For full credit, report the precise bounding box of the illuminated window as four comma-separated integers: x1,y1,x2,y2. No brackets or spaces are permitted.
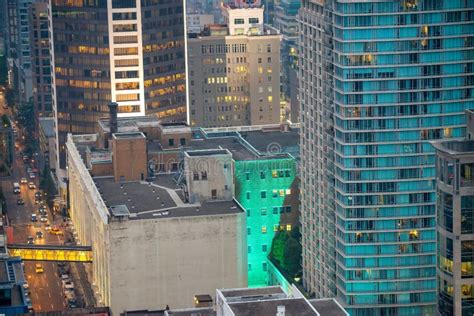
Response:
285,189,291,195
261,226,267,234
273,225,279,232
268,96,273,102
272,170,278,178
258,67,263,74
444,128,452,138
286,224,292,231
279,190,285,197
272,190,278,198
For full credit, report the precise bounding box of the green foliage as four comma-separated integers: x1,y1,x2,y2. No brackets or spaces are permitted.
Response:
1,115,9,128
5,88,14,108
40,165,56,208
0,55,7,85
17,99,37,155
269,226,302,278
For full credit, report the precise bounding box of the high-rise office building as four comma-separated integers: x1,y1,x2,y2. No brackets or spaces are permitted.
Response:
298,1,474,315
50,0,186,166
187,2,281,127
433,110,474,316
273,0,300,122
29,1,52,120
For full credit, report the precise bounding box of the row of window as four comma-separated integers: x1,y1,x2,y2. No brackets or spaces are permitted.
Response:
249,189,292,200
247,224,292,235
247,206,292,217
245,169,292,180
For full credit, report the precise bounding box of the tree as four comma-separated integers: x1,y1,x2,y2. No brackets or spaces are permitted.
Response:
269,226,302,278
40,165,56,208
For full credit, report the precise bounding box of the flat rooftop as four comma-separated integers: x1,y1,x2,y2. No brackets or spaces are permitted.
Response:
309,299,348,316
221,286,284,299
39,118,55,138
0,261,8,283
94,175,243,220
185,128,298,161
227,298,317,316
98,116,160,133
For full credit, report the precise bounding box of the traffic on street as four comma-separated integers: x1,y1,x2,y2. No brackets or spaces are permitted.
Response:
0,89,85,312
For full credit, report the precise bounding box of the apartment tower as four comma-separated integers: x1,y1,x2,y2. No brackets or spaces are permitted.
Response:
298,1,474,315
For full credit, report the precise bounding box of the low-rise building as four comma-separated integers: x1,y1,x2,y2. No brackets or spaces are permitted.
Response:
122,285,348,316
67,127,247,314
0,257,29,314
38,117,56,171
187,14,215,34
96,115,300,287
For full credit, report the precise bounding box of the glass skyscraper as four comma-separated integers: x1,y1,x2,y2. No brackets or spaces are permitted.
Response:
298,1,474,315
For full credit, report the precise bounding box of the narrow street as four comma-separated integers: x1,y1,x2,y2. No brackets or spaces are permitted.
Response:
0,89,70,311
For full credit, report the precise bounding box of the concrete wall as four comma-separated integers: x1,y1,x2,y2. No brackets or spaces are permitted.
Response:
111,134,147,182
108,212,247,314
185,152,234,203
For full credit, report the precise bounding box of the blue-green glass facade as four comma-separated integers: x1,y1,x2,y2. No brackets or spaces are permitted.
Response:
299,0,474,315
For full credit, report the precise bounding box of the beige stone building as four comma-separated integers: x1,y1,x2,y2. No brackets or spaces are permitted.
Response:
186,3,281,128
66,126,247,315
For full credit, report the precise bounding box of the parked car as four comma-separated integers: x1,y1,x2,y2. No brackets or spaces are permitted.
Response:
40,216,48,223
16,198,25,205
63,281,74,291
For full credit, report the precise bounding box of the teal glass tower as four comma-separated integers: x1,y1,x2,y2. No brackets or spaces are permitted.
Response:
298,1,474,315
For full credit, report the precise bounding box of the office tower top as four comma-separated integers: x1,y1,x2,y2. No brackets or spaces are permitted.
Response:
222,0,264,35
51,0,186,167
298,1,474,315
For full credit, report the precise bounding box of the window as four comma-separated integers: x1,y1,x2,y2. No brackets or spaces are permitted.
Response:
260,171,265,179
261,208,267,215
267,57,271,63
273,225,279,232
247,209,251,217
286,224,292,231
248,246,251,253
262,262,267,271
211,189,216,199
193,172,199,180
246,192,250,199
234,18,244,24
273,207,278,214
249,17,259,24
285,170,291,177
267,44,271,53
261,226,267,233
247,227,251,235
201,171,207,180
248,264,252,271
272,190,278,198
272,170,278,178
168,139,174,146
258,58,262,63
246,172,250,180
262,245,267,252
261,191,267,198
286,189,291,195
180,138,186,145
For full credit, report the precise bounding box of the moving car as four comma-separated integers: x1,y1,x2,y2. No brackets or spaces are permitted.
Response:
16,198,25,205
20,178,28,184
44,224,51,231
40,216,48,223
13,182,20,194
27,236,34,245
31,214,37,222
29,172,35,179
35,191,42,198
35,263,44,273
28,182,36,189
50,227,63,235
35,231,43,239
